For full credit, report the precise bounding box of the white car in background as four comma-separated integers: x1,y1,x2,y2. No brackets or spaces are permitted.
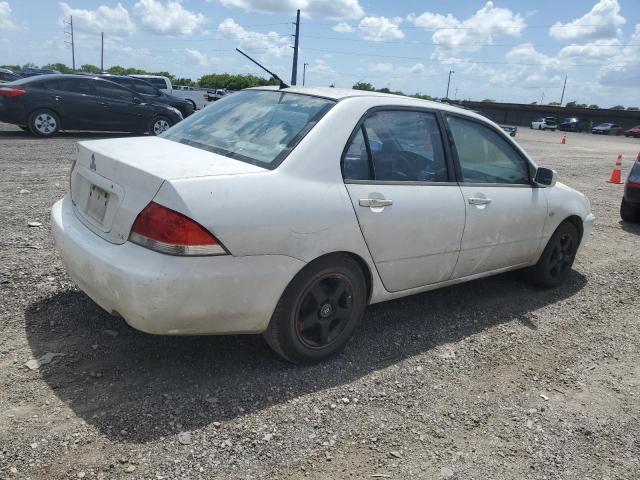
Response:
130,74,209,110
51,87,593,364
531,117,558,131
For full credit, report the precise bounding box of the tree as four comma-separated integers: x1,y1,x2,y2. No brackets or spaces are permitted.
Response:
610,105,625,110
412,93,433,100
481,98,496,103
1,64,21,72
588,104,599,109
199,73,277,90
352,81,374,91
627,106,639,111
42,62,73,73
79,64,101,73
548,101,560,106
173,77,195,87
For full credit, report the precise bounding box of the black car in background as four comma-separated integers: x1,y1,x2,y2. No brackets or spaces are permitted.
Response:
0,68,21,83
559,117,589,132
20,67,61,77
0,74,183,137
621,153,640,223
97,74,194,118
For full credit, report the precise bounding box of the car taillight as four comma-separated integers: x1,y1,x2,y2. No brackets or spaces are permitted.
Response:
0,87,26,97
129,202,227,256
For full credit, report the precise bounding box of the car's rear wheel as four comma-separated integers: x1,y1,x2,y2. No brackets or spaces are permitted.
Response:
186,99,196,110
148,116,171,136
621,197,640,223
28,109,60,137
263,254,367,365
523,222,579,288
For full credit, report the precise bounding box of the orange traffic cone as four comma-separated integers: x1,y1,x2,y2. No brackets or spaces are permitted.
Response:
560,133,567,144
607,154,623,184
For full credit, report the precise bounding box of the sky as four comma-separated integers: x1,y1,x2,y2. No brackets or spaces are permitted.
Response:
0,0,639,106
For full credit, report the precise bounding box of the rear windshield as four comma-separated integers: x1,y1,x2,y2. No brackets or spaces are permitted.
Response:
161,90,335,169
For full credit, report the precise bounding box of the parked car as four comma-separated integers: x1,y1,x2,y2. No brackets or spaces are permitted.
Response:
620,152,640,222
592,123,622,135
51,86,593,364
0,74,183,137
500,124,517,137
129,75,209,110
623,125,640,138
206,88,230,102
559,117,589,132
530,117,557,130
0,68,21,83
97,74,194,118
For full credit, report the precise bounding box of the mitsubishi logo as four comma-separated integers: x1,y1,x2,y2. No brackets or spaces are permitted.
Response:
90,154,96,171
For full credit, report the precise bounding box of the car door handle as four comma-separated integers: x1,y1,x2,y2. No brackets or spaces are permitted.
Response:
98,101,108,107
53,95,62,101
359,198,393,207
468,197,492,206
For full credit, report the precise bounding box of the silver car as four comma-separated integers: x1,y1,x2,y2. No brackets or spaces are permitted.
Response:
52,87,594,364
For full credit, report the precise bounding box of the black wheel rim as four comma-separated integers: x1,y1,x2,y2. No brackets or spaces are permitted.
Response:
295,274,354,349
548,233,575,278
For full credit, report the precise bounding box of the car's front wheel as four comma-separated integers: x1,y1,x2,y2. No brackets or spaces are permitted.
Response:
148,116,172,136
28,109,60,137
621,197,640,223
523,222,579,288
263,254,367,364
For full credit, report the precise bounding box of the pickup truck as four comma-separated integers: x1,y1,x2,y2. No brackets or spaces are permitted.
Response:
129,75,210,110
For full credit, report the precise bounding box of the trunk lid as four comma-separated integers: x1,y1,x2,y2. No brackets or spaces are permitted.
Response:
70,136,266,244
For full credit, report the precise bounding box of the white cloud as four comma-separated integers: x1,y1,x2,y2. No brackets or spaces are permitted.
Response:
217,18,289,56
332,22,353,33
0,1,16,30
184,48,218,67
487,43,564,90
218,0,363,20
133,0,206,35
558,38,622,61
358,16,404,42
408,1,525,54
405,62,425,75
549,0,625,42
599,23,640,87
368,62,393,73
307,58,335,76
59,2,135,35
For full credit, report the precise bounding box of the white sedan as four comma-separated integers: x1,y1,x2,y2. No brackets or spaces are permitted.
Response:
52,87,594,364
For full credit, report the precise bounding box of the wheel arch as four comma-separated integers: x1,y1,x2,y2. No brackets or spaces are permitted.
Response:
28,106,63,129
562,215,584,244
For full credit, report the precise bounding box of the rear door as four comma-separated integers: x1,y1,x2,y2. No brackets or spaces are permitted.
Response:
93,80,148,132
343,109,466,292
445,114,548,278
45,77,98,129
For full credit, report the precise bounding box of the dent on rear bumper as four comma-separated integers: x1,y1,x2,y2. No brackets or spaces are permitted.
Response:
51,196,304,335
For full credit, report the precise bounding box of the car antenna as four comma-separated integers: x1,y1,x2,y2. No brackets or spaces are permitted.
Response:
236,48,289,90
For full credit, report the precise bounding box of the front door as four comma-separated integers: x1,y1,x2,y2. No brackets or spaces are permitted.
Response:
343,109,466,292
445,114,548,278
93,80,146,132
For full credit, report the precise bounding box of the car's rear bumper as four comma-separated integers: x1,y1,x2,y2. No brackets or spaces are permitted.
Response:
51,195,305,335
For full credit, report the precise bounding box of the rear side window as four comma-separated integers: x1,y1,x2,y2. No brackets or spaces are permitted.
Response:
447,115,530,185
95,81,134,101
343,110,448,182
130,79,158,96
140,77,168,90
58,78,92,95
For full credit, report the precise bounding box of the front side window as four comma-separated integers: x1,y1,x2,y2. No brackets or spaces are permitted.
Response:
447,115,530,184
343,110,448,182
162,90,335,168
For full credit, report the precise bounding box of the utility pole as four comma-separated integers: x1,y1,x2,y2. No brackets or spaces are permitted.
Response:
291,9,300,85
445,70,454,99
303,62,308,86
101,32,104,72
559,74,567,106
540,91,545,105
64,15,75,71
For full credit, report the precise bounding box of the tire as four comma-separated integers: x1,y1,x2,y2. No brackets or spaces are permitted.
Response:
148,115,172,136
28,109,60,137
263,254,367,365
538,125,542,130
523,222,579,288
620,197,640,223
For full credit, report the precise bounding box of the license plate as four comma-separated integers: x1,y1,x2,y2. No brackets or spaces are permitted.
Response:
86,184,109,224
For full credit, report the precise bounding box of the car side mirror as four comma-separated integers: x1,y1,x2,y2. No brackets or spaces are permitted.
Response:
534,167,557,187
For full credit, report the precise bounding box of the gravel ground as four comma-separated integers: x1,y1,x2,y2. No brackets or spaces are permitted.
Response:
1,123,639,480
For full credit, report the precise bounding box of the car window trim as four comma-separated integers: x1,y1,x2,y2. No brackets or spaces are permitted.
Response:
340,105,456,185
442,111,537,187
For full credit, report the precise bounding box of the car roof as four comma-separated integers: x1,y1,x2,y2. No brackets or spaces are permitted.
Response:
249,85,477,117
